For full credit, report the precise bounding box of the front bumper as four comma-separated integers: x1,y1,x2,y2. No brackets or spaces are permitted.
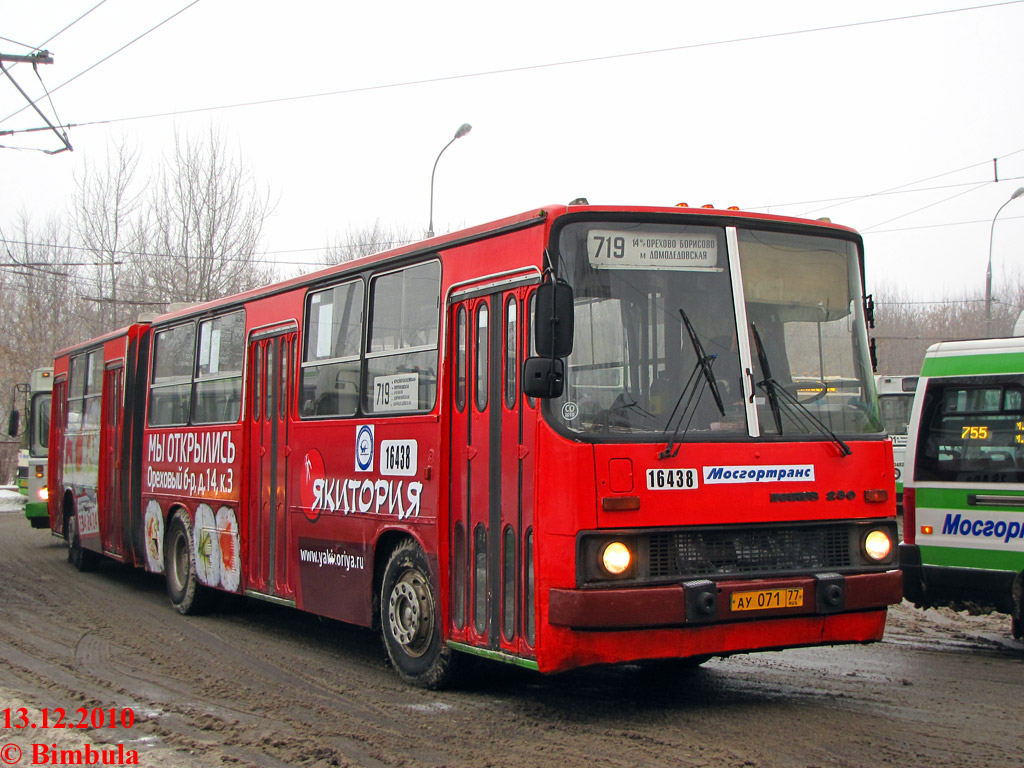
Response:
549,570,903,630
24,500,50,529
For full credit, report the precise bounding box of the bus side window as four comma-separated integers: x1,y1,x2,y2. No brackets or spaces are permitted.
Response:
525,292,537,409
475,303,489,412
149,322,196,427
280,336,290,420
67,354,85,431
364,261,441,414
253,346,262,422
82,351,103,430
505,296,517,409
193,310,245,424
301,280,364,418
455,306,467,412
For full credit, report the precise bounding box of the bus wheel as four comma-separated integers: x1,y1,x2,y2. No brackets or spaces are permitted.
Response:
1013,574,1023,640
164,513,207,615
380,540,458,689
638,655,712,678
66,512,96,572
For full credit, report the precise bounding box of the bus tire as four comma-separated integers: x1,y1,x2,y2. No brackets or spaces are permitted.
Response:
639,655,712,678
66,511,97,572
380,540,458,689
164,513,208,615
1012,573,1023,641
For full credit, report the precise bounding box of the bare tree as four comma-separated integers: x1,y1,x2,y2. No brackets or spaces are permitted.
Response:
0,212,85,407
140,127,276,304
73,136,145,334
318,219,417,268
872,278,1024,374
2,212,92,478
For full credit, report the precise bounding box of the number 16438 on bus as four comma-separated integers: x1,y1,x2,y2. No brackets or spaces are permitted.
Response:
646,468,698,490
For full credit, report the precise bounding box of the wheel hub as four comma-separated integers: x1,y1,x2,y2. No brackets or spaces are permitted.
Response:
388,571,432,656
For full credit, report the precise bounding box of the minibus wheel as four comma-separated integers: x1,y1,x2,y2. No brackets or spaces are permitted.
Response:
164,512,207,615
380,539,459,689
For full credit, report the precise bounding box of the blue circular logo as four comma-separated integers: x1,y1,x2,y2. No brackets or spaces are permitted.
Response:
356,425,374,471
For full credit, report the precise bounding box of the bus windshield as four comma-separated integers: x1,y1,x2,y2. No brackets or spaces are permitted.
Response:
550,220,882,440
30,393,51,456
914,375,1024,483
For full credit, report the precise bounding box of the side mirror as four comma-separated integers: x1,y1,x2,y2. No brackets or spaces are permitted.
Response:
7,410,19,437
522,357,564,399
534,281,574,358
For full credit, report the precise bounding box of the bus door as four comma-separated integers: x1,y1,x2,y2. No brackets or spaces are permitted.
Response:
247,327,297,602
449,286,535,656
100,364,125,557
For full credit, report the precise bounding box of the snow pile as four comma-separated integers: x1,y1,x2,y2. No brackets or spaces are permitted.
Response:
0,487,27,513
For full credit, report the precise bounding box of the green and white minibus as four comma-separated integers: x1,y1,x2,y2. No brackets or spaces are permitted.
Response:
876,374,918,511
901,338,1024,639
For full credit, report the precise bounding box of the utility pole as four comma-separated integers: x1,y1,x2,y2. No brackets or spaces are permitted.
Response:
0,52,54,65
0,50,72,153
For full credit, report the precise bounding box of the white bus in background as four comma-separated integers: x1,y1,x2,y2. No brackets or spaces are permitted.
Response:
876,375,919,511
6,368,54,528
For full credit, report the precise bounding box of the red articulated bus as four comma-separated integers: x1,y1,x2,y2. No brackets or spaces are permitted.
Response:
49,203,902,688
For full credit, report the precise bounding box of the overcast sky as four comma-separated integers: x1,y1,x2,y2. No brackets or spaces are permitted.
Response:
2,0,1023,304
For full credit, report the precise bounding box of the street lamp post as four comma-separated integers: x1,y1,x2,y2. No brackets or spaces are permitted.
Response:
985,186,1024,337
427,123,472,238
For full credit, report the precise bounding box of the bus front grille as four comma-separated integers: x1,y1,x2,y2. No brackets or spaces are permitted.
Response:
648,523,853,580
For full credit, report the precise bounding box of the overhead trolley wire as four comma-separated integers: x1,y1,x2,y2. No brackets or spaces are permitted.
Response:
6,0,1022,135
0,0,204,127
0,34,39,50
2,1,1022,267
860,182,993,232
0,0,111,149
0,0,112,151
742,147,1024,235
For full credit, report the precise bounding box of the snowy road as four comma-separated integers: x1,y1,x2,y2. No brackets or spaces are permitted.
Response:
0,506,1021,768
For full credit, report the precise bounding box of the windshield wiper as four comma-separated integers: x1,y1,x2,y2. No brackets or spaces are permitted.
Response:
658,364,708,458
750,322,852,457
681,309,726,417
659,309,726,459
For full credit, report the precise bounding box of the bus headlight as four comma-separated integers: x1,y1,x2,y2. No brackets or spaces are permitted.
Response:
600,541,632,576
37,487,48,502
863,529,892,561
